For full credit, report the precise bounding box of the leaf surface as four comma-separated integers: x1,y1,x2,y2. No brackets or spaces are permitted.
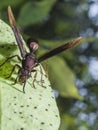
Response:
0,19,60,130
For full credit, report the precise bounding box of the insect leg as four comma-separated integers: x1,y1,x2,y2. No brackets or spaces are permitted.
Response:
6,64,21,79
31,64,46,88
11,75,18,85
33,63,46,77
0,55,21,67
23,81,27,93
8,65,21,87
31,68,46,89
32,70,37,88
39,65,46,88
45,60,48,78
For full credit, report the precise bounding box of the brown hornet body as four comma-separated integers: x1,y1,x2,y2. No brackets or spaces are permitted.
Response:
18,53,38,83
0,6,82,93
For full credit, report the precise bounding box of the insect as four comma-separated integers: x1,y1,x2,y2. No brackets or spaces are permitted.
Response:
0,6,82,93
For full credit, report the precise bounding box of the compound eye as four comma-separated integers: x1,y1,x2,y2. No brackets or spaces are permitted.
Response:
30,42,39,52
27,38,39,52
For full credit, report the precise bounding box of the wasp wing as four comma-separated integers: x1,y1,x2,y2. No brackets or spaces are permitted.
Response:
8,6,26,58
38,37,82,63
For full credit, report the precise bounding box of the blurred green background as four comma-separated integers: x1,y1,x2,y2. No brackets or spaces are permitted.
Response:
1,0,98,130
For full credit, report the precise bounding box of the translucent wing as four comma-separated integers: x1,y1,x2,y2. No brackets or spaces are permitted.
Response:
38,37,82,62
8,6,26,58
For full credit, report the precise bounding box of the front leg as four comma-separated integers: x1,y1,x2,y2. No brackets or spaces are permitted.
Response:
6,64,21,79
31,69,37,89
7,64,21,87
0,55,21,67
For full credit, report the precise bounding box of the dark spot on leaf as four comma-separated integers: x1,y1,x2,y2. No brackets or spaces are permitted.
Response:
14,103,16,105
6,29,9,31
9,118,11,120
45,109,48,111
20,105,24,107
48,104,50,106
13,96,16,99
21,116,24,118
30,115,33,117
27,105,29,107
29,97,32,99
34,106,37,109
21,128,24,130
49,123,53,126
51,96,54,99
19,112,22,114
55,115,58,117
41,122,45,125
14,111,17,113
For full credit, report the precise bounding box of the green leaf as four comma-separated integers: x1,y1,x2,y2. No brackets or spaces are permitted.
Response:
0,19,60,130
18,0,57,26
48,56,83,99
0,0,24,9
0,19,16,45
59,114,77,130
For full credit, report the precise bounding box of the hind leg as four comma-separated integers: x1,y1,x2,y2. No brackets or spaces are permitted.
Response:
44,60,48,78
39,65,46,88
31,69,37,88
